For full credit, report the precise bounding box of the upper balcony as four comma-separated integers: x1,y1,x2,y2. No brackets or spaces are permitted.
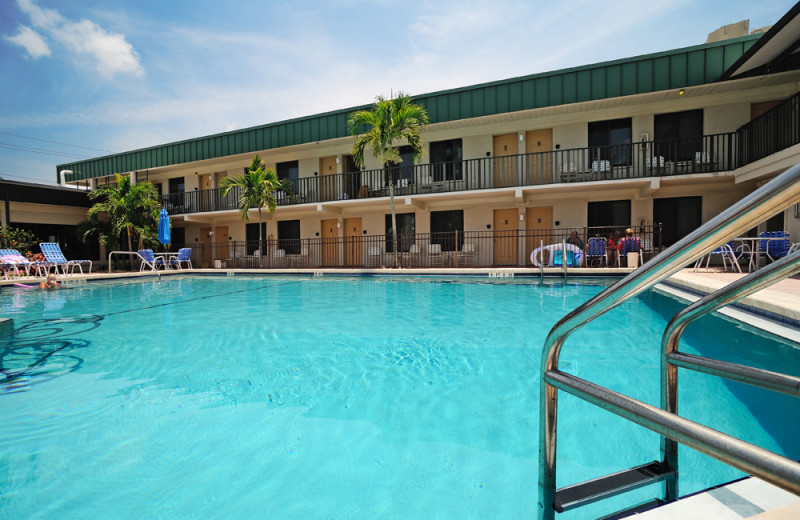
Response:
158,133,738,215
156,89,800,215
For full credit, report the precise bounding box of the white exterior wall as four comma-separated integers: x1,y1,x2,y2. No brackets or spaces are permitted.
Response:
11,202,87,226
705,103,751,134
553,123,586,151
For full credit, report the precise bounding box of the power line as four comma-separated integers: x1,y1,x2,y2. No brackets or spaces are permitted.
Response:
0,142,91,159
0,172,61,185
0,131,112,154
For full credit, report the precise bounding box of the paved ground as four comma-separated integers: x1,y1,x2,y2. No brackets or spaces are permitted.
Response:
668,268,800,323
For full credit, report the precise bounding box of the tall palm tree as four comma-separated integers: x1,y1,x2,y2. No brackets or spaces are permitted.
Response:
88,173,160,252
220,154,291,258
348,92,429,267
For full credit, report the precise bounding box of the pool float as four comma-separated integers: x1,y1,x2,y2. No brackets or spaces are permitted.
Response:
13,283,34,289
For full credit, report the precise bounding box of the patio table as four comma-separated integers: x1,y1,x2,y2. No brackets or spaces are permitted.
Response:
732,237,785,272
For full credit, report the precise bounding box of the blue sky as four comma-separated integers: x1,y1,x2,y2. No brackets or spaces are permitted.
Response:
0,0,796,186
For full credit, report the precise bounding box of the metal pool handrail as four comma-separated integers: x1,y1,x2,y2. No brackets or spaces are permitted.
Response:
538,162,800,519
660,249,800,501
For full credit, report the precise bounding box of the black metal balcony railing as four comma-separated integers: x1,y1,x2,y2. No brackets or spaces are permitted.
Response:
737,91,800,166
136,225,662,270
157,134,740,214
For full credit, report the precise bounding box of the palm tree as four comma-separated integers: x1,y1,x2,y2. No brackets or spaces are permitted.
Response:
220,154,291,259
77,214,120,252
348,92,429,267
88,173,160,252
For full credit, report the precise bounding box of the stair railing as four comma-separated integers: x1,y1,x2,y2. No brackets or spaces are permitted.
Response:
538,162,800,519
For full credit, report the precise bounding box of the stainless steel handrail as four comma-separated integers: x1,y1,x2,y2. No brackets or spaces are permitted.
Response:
661,250,800,499
538,162,800,519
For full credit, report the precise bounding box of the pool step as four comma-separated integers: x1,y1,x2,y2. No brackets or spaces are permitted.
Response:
554,460,675,513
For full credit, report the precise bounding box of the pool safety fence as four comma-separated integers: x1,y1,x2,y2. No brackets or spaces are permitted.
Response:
153,225,663,270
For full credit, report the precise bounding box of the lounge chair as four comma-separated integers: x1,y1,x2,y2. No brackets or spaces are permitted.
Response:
758,231,791,262
586,237,607,267
458,242,477,266
168,248,193,269
272,248,286,267
693,242,741,272
407,243,421,266
0,249,47,277
427,243,443,266
138,249,166,271
617,237,641,267
367,245,384,267
39,242,92,275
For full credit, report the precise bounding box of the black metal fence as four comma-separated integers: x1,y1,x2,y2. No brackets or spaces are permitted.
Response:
157,134,738,215
137,225,661,270
737,91,800,166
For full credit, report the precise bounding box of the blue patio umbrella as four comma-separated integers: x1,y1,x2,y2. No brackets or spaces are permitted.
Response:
158,208,171,246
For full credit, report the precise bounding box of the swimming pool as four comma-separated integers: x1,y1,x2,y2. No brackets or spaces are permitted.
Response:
1,275,798,519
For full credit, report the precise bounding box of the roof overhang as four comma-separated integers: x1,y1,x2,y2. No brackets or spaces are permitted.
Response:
721,2,800,80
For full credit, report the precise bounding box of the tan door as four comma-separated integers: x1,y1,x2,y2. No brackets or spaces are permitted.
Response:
215,226,229,263
214,172,229,210
343,217,363,266
199,174,212,190
493,208,519,265
321,219,339,266
526,206,554,265
200,226,212,267
320,156,338,201
214,172,227,188
493,133,519,187
526,129,553,185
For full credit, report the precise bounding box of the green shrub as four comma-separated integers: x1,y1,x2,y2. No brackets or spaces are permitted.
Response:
0,226,40,256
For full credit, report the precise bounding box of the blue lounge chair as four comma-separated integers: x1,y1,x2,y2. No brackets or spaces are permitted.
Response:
168,248,193,269
693,241,741,272
617,237,641,267
138,249,166,271
586,237,607,267
39,242,92,275
758,231,791,262
0,249,47,277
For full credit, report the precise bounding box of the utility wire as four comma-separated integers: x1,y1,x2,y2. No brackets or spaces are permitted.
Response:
0,131,112,154
0,142,91,159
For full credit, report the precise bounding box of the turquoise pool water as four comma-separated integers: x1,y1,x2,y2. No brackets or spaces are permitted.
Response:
0,275,798,519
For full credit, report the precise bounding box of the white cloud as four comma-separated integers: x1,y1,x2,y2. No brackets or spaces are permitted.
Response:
4,25,51,59
12,0,143,78
54,19,143,78
17,0,64,31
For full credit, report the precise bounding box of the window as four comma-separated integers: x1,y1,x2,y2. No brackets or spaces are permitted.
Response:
168,177,184,193
276,161,299,181
654,110,703,161
386,146,415,185
430,210,464,252
385,213,416,252
277,219,301,255
589,118,632,166
246,223,266,255
588,200,631,236
167,177,185,208
170,227,185,250
15,223,99,260
654,196,701,247
430,139,463,181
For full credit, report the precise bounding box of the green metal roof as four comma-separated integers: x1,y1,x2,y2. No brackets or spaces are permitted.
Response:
57,34,762,183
